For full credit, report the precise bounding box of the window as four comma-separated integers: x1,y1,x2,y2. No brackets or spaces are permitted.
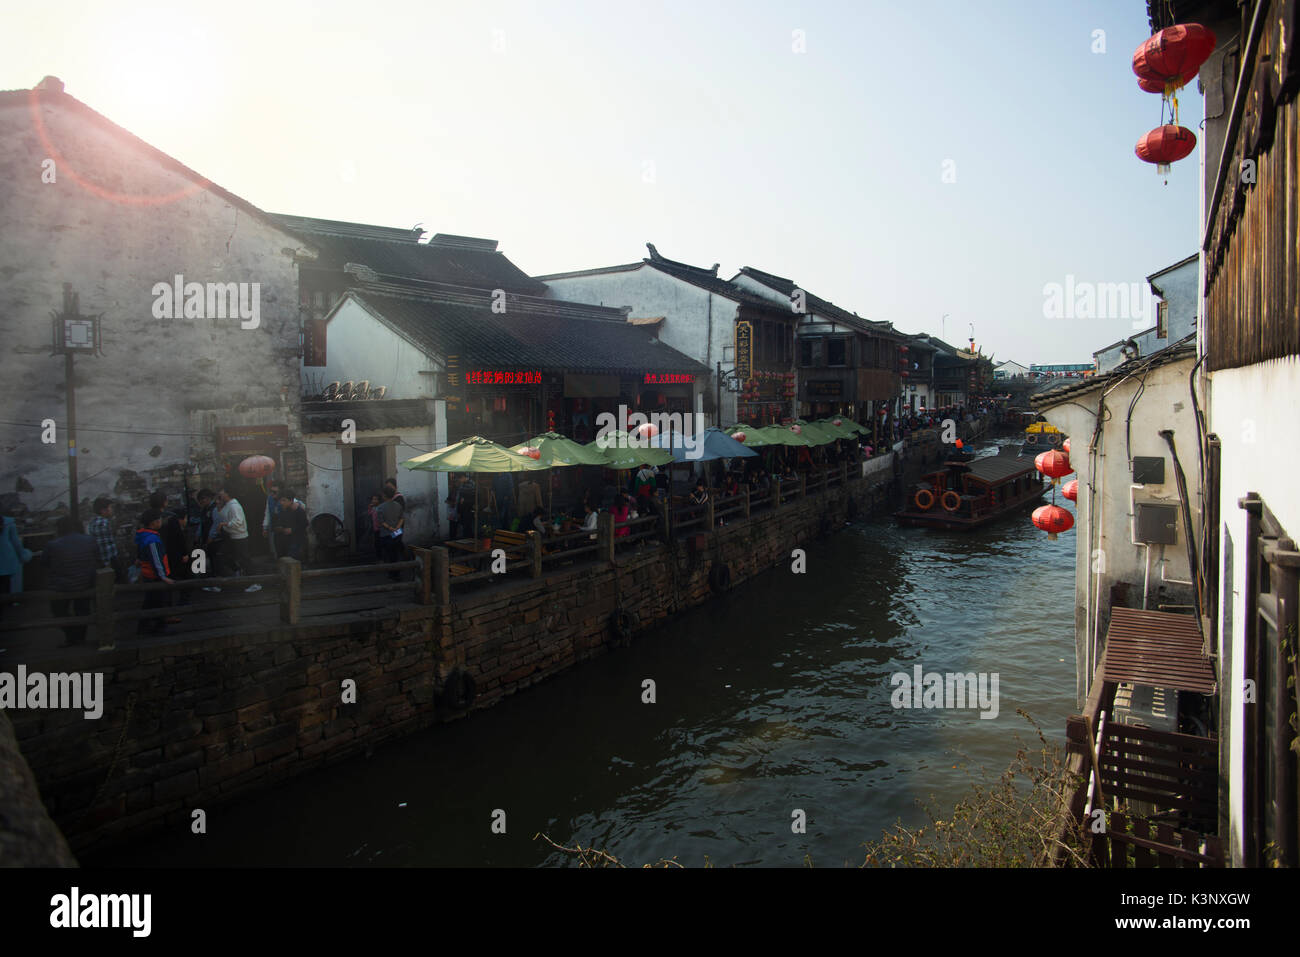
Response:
826,338,847,367
800,338,815,367
303,318,327,367
1157,300,1169,339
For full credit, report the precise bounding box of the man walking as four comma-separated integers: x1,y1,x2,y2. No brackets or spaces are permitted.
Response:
88,496,123,582
261,479,283,559
272,489,309,561
44,517,98,646
213,489,260,593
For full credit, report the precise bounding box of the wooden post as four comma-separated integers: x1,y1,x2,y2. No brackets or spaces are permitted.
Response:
799,473,807,498
742,486,750,518
529,531,542,578
411,546,433,604
431,546,450,605
655,499,670,540
94,566,115,651
279,556,301,624
771,479,781,510
705,495,715,529
598,512,615,562
841,461,849,486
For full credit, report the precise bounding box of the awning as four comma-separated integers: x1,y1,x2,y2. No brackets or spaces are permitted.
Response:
1099,607,1216,695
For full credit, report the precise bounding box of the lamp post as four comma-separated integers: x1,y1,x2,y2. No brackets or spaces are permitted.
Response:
49,283,102,525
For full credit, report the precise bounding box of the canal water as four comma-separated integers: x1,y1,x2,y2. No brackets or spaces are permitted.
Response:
96,437,1077,868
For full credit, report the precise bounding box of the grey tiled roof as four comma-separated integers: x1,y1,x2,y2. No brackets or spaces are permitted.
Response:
350,291,708,374
274,214,548,294
735,266,900,336
301,398,435,434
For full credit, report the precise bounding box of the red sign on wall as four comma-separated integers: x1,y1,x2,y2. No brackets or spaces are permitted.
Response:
643,373,695,384
467,370,541,385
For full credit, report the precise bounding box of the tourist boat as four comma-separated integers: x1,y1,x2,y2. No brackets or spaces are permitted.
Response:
896,448,1047,530
1021,419,1066,455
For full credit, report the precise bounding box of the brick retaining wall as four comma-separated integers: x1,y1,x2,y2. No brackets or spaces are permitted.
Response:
7,465,895,856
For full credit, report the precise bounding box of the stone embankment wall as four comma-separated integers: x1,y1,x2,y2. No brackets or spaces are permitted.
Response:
9,462,898,855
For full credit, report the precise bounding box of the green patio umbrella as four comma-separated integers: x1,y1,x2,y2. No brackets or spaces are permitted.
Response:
792,420,839,446
835,417,871,436
814,418,859,440
760,424,814,447
725,425,777,448
587,430,675,470
510,431,608,518
403,435,549,541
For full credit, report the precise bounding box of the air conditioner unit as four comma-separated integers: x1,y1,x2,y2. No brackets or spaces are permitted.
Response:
1110,682,1179,818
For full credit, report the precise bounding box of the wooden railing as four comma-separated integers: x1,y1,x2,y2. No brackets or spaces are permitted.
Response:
0,557,424,647
1060,674,1223,868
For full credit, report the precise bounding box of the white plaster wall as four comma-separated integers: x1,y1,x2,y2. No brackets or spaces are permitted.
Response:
303,420,444,545
1043,356,1202,705
310,297,441,400
0,93,307,510
1209,355,1300,865
543,266,740,424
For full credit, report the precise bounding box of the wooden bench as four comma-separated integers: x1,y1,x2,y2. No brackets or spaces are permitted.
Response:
492,529,532,561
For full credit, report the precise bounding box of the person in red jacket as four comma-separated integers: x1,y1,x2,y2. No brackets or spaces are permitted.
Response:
135,509,174,636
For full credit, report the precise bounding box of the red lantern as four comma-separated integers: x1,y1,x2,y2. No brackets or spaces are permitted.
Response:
1136,126,1197,166
789,424,802,434
522,446,541,460
733,431,746,444
1062,438,1071,456
1034,450,1073,483
238,454,276,479
1132,24,1216,93
633,422,659,441
1063,479,1079,502
832,418,842,427
1032,504,1074,540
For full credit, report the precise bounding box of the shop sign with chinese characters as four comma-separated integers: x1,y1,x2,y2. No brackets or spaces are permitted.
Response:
643,373,695,385
466,370,542,385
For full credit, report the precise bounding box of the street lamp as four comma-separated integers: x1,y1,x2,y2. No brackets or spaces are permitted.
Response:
49,283,103,524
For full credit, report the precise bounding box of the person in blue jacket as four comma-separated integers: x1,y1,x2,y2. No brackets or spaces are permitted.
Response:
135,509,174,636
0,514,33,622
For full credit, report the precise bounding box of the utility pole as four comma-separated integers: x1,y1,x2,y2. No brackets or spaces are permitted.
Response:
50,283,102,526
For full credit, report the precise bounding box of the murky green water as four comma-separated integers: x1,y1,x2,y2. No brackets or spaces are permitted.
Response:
95,439,1076,867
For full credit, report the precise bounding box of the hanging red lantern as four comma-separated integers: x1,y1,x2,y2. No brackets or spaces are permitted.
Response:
733,431,747,444
1035,450,1073,483
789,424,802,435
633,422,659,441
832,418,843,427
1032,504,1074,540
1062,438,1071,456
1136,125,1197,167
238,454,276,479
522,446,541,460
1063,479,1079,502
1132,24,1216,93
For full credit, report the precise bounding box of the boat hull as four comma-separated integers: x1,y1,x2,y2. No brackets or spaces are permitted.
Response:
895,488,1047,530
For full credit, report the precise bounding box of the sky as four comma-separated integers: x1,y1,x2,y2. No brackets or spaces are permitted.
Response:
3,0,1204,365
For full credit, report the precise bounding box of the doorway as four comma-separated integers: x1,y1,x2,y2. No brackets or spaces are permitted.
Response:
351,446,387,552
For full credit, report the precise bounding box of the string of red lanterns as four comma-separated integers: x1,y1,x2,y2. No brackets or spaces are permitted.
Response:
1130,23,1216,179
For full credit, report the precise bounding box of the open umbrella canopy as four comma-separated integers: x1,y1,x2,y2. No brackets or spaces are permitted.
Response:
725,425,778,448
754,425,812,447
402,435,551,473
510,432,608,467
587,430,675,469
836,417,871,436
649,427,758,462
791,420,840,446
813,419,857,440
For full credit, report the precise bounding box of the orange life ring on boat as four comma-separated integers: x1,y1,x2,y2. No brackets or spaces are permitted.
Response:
1047,433,1061,447
941,491,961,512
914,489,935,511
